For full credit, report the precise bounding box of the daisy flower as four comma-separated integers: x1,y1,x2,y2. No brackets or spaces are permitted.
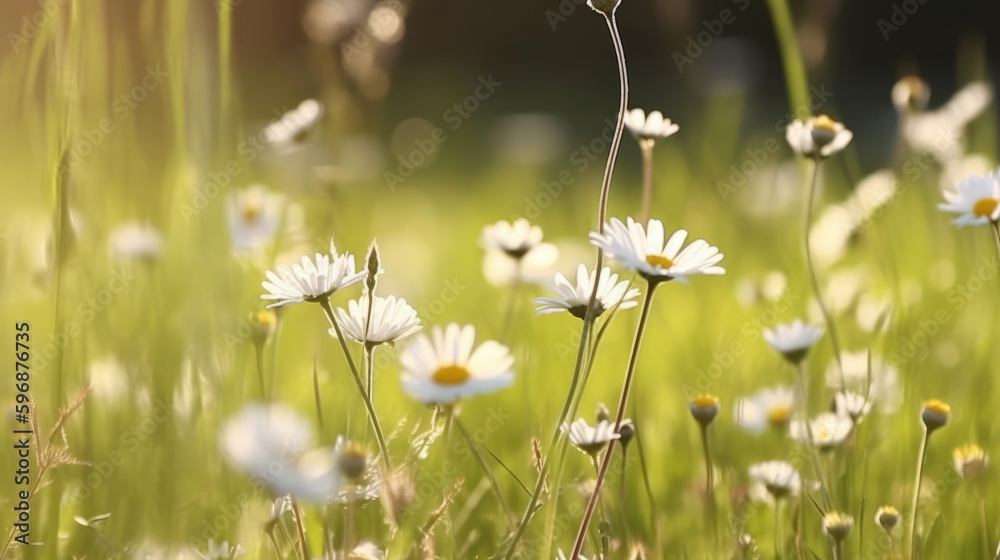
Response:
953,444,989,480
749,460,801,499
218,404,342,503
534,264,640,319
588,218,725,284
329,295,421,346
689,394,721,426
260,239,365,308
762,320,823,363
482,219,544,258
921,399,951,432
821,511,854,542
938,170,1000,226
789,412,854,452
833,390,873,422
786,115,853,158
734,386,796,433
825,351,901,413
481,219,560,287
399,323,514,405
874,506,900,532
264,99,324,150
562,418,621,456
624,108,679,146
109,222,163,261
228,185,283,253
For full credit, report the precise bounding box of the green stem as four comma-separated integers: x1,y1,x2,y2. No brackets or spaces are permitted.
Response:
318,298,391,470
639,142,655,224
292,501,309,560
570,281,659,559
775,499,784,560
795,361,834,511
455,416,518,531
255,343,267,399
908,428,930,559
805,158,846,392
765,0,810,116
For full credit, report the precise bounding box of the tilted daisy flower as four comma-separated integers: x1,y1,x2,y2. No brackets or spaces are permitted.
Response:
261,239,365,308
786,115,853,158
218,404,342,503
953,443,989,480
825,351,902,414
330,295,421,346
938,170,1000,226
821,511,855,542
399,323,514,405
109,222,163,261
749,460,801,499
789,412,854,452
624,108,679,146
228,184,283,253
534,264,640,319
482,218,544,258
264,98,324,150
874,505,900,532
762,320,823,364
481,219,560,287
734,386,796,433
588,218,725,284
562,418,621,456
833,390,873,422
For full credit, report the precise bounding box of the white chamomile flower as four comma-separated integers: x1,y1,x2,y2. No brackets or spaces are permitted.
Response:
588,218,725,284
534,264,640,319
561,418,621,456
938,170,1000,226
749,460,801,499
789,412,854,452
833,390,873,422
762,320,823,363
624,108,679,146
329,295,421,346
399,323,514,405
825,351,901,414
109,222,163,261
261,239,365,308
786,115,853,158
218,404,342,503
228,185,283,253
953,444,989,480
265,99,324,150
821,512,854,542
481,219,544,257
735,386,796,433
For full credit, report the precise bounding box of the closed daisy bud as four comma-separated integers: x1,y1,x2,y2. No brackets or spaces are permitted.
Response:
821,511,854,542
953,444,989,480
336,437,369,481
689,394,720,426
874,505,900,531
618,419,635,447
365,238,382,293
586,0,620,16
920,399,950,432
249,309,277,345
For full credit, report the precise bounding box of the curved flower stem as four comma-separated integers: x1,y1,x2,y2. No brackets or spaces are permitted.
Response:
292,501,309,560
318,298,391,470
805,158,846,392
592,455,610,558
908,427,930,558
990,222,1000,291
570,281,659,559
455,415,518,531
639,142,655,224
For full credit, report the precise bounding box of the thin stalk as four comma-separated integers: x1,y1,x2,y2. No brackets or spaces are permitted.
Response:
569,281,659,559
255,343,267,398
979,488,990,560
990,222,1000,290
455,416,517,531
764,0,810,116
592,455,610,558
795,361,834,510
805,158,846,391
700,423,718,547
639,142,655,224
318,298,390,469
633,408,661,559
500,261,521,342
312,357,324,432
908,428,930,559
292,501,309,560
775,499,784,560
363,343,375,442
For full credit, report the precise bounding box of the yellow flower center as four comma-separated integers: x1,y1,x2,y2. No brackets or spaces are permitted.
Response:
252,310,277,326
813,114,838,131
692,394,719,408
923,399,950,416
432,365,471,385
768,405,791,425
973,197,998,218
645,254,675,269
243,203,262,223
879,506,899,516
